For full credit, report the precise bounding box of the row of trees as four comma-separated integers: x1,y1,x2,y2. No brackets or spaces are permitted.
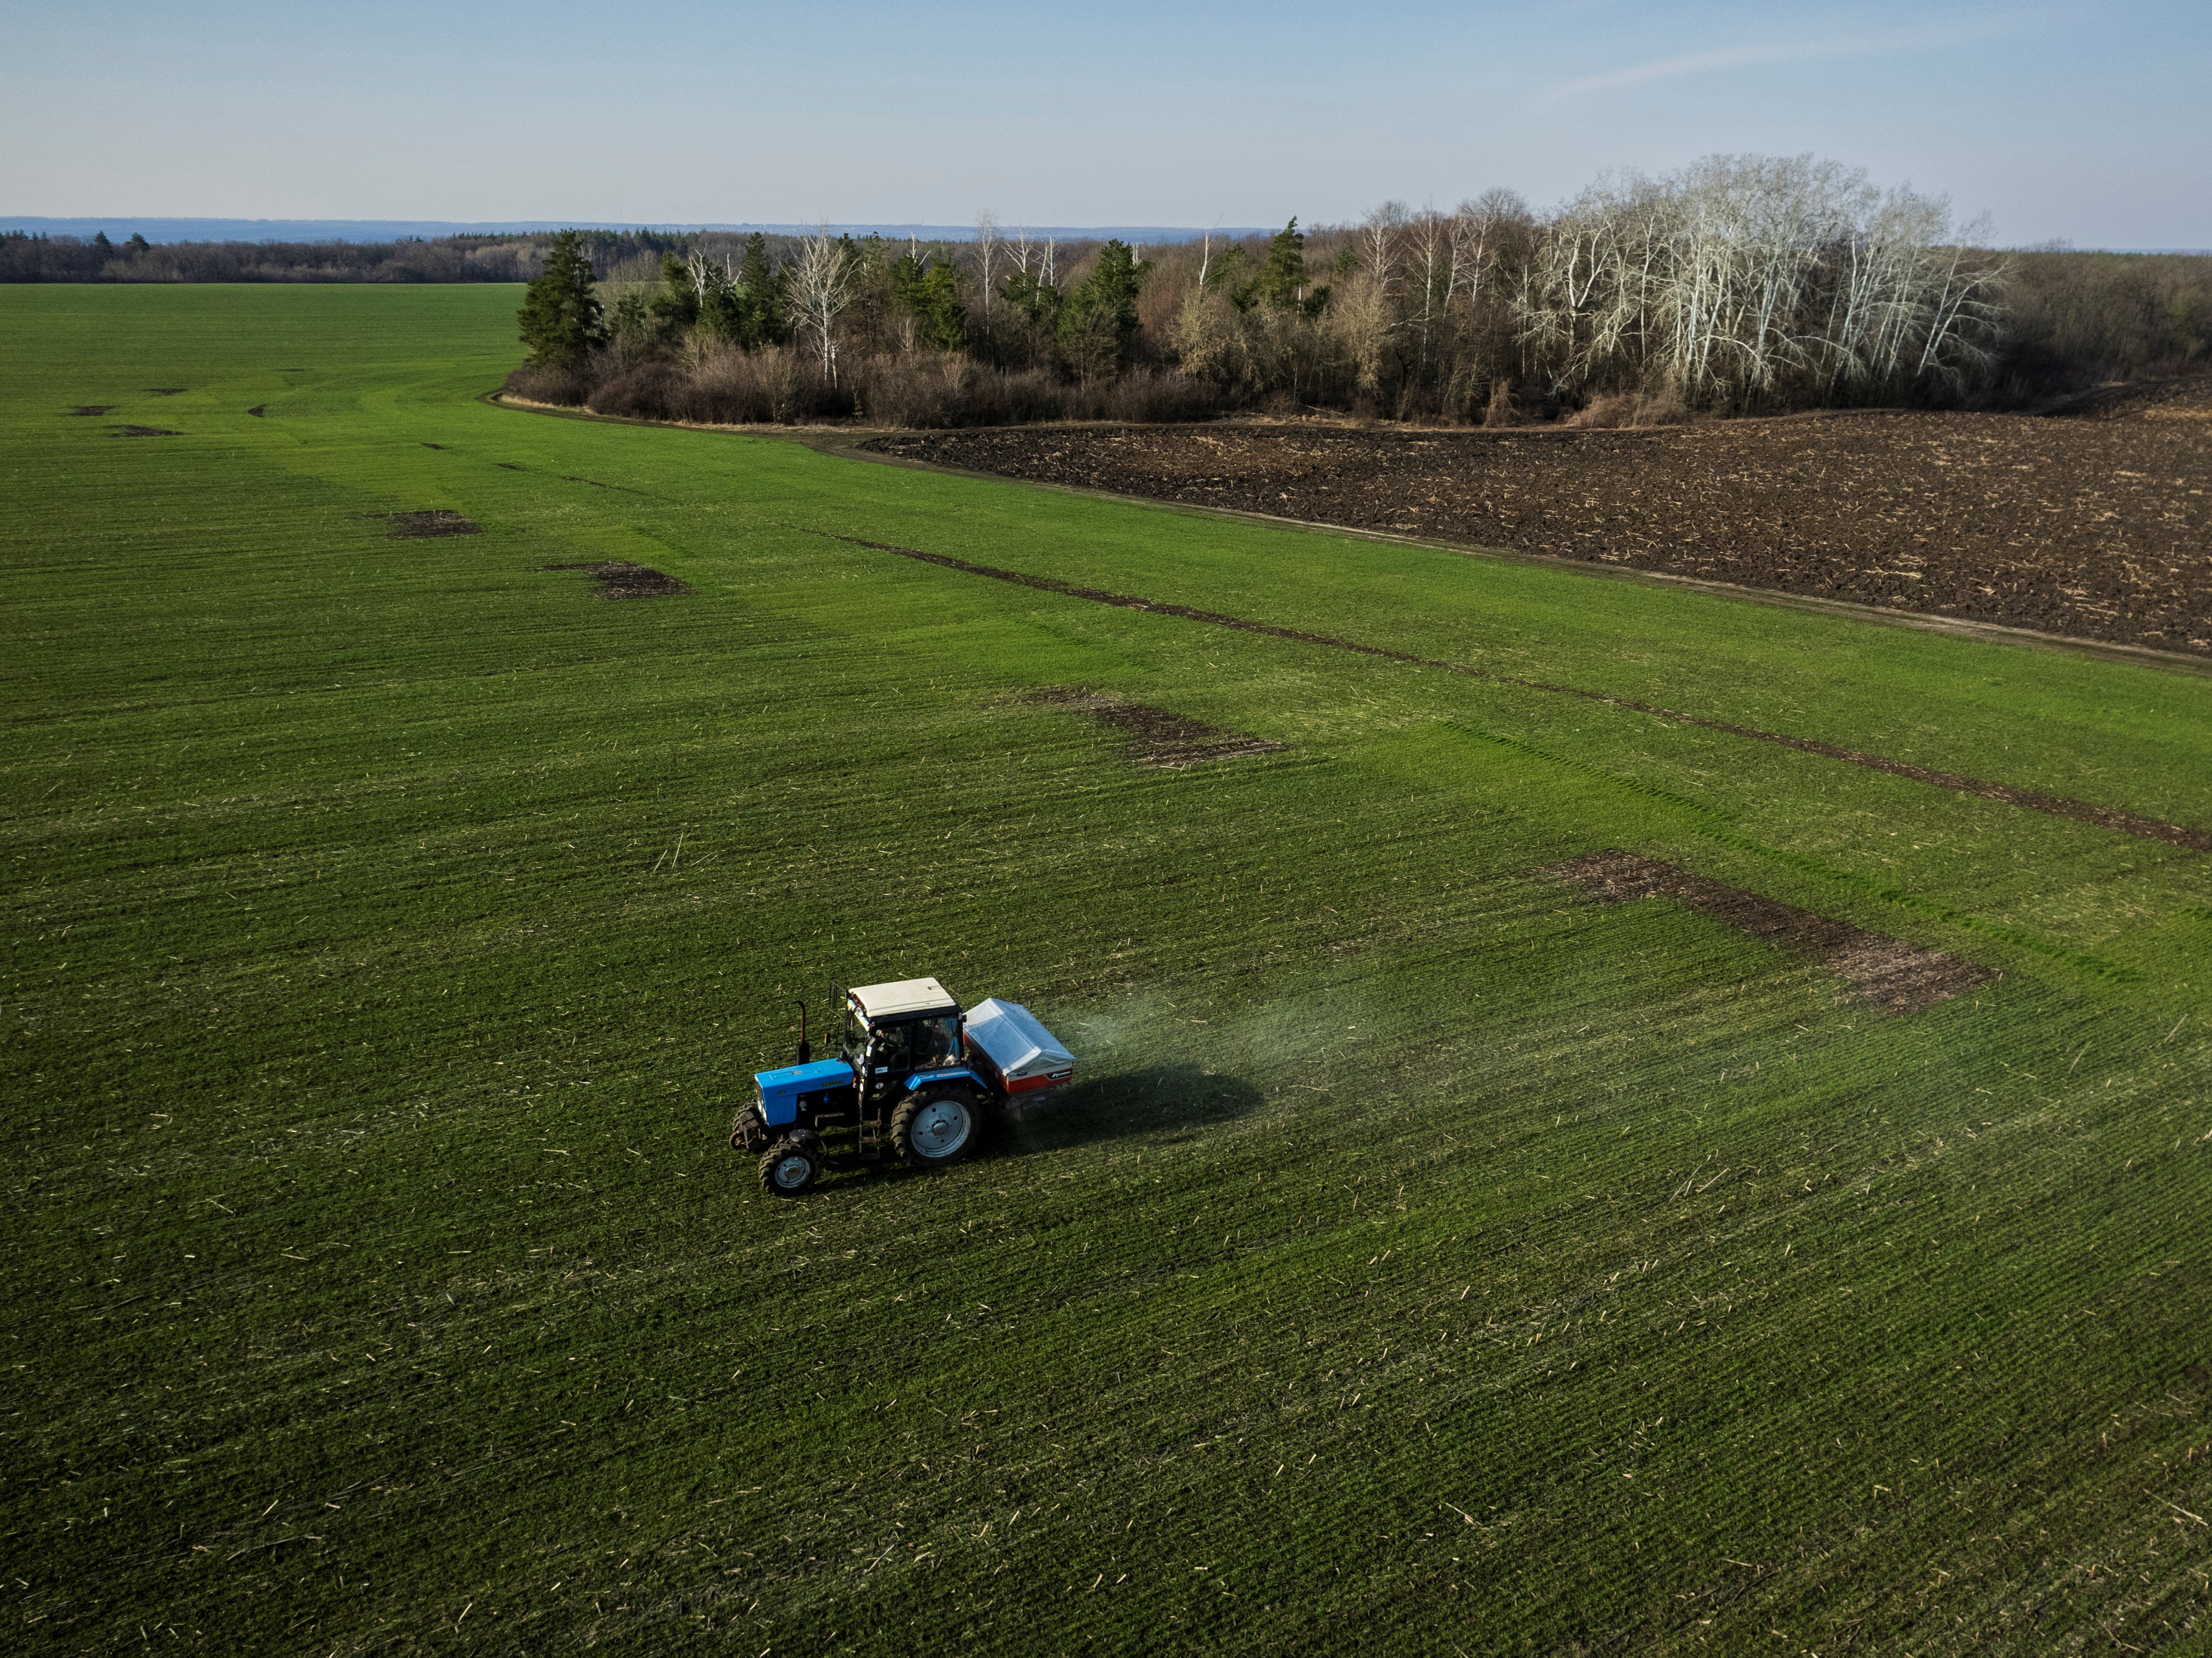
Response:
507,157,2211,426
0,229,546,283
521,226,1154,381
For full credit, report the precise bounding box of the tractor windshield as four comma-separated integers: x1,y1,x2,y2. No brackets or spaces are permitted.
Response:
842,1004,868,1063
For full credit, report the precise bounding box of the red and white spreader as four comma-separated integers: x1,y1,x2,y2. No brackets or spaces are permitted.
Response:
735,978,1076,1196
959,997,1077,1101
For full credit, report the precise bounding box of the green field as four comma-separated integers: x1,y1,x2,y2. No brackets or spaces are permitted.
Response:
5,284,2209,1654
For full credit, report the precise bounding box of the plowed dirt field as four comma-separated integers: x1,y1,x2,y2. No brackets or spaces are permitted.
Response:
866,377,2212,656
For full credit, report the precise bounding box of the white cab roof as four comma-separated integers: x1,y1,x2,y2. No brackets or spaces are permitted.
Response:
849,977,958,1019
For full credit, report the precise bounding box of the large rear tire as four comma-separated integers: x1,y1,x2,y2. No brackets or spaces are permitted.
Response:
758,1137,821,1197
890,1089,980,1168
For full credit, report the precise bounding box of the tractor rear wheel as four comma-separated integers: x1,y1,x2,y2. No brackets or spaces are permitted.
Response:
890,1089,980,1168
758,1137,821,1197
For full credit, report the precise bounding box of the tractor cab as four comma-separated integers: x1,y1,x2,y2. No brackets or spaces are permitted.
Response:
841,977,965,1105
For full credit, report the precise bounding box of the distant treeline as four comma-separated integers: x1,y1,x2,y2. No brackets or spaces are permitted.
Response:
0,226,859,285
0,228,659,284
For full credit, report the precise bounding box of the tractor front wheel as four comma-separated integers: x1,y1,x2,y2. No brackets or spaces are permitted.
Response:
729,1110,769,1154
758,1137,822,1197
890,1089,980,1168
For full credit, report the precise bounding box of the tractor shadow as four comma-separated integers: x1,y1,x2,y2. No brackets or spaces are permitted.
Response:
990,1063,1263,1159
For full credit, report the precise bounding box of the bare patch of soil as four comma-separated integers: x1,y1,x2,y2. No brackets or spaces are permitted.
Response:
817,531,2212,853
421,442,447,450
65,405,117,416
497,462,525,471
247,405,267,418
1027,686,1284,768
144,387,186,395
865,390,2212,655
375,509,481,539
108,425,178,437
542,560,689,599
1551,849,1996,1013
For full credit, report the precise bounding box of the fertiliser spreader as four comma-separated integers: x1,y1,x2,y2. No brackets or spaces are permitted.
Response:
732,977,1074,1196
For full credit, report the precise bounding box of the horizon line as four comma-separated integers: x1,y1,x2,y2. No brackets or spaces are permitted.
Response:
2,216,1284,248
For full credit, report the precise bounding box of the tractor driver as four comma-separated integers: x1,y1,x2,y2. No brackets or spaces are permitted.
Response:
912,1013,958,1068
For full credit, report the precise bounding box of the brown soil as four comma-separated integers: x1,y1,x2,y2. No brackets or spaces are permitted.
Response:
421,442,447,450
247,405,267,418
66,405,117,416
375,509,481,539
145,387,186,395
1027,686,1284,768
542,560,689,599
863,384,2212,655
2053,377,2212,423
1551,849,1996,1013
108,425,178,437
817,531,2212,853
497,462,525,471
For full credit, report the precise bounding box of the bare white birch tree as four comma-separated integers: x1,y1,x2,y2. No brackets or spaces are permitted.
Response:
787,224,857,380
1360,200,1409,286
974,211,1001,317
1407,207,1449,373
1508,156,2006,409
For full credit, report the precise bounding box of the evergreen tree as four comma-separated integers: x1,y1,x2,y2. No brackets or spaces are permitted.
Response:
126,232,151,256
916,257,965,349
1000,268,1062,327
1057,239,1148,375
607,289,654,345
733,233,786,347
890,247,929,321
92,231,113,254
517,230,608,368
891,247,966,350
1255,219,1327,314
650,251,701,333
698,279,741,341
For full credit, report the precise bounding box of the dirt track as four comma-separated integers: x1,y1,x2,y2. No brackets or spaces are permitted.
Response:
864,378,2212,656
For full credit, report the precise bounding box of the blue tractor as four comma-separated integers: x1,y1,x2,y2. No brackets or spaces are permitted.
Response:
732,977,1074,1196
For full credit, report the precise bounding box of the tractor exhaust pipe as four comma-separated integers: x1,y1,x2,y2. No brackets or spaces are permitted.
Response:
794,1000,812,1065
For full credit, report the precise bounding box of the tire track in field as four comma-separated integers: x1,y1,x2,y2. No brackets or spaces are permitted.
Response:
818,532,2212,854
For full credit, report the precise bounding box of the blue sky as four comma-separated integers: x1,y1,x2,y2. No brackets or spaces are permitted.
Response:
4,0,2206,246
